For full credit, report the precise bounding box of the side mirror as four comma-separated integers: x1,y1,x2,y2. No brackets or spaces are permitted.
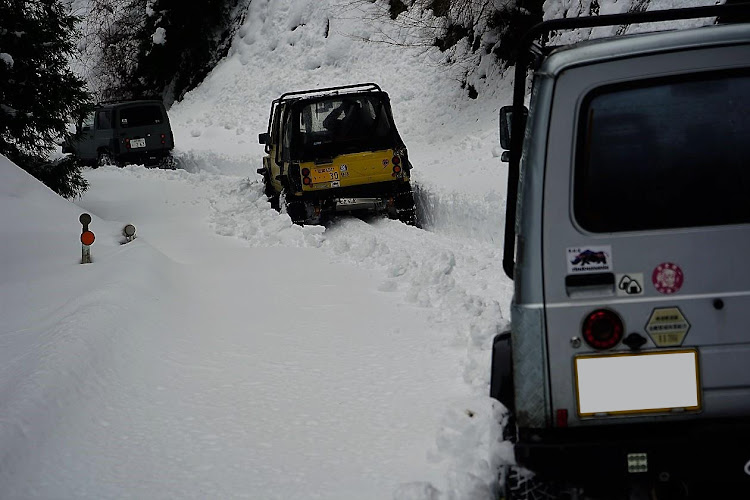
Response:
499,105,528,150
258,132,269,145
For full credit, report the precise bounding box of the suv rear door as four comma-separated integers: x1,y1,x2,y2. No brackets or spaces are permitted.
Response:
541,41,750,427
115,102,172,153
291,94,401,188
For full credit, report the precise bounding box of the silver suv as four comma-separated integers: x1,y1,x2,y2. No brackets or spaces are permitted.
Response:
63,99,175,168
491,4,750,499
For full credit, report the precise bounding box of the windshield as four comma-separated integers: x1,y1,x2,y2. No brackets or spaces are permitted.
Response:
575,70,750,232
291,94,398,160
118,105,165,128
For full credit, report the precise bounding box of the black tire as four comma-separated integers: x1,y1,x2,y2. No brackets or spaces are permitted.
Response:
392,183,418,226
502,466,562,500
281,192,307,225
97,150,116,167
159,155,177,170
264,175,280,210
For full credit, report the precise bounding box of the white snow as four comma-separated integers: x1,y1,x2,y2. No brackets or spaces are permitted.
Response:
152,26,166,45
146,0,156,17
1,0,722,498
0,52,13,68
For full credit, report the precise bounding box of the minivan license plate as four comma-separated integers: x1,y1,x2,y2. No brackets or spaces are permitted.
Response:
575,350,700,416
131,138,146,149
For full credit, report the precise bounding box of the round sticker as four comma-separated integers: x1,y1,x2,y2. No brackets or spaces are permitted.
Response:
652,262,684,294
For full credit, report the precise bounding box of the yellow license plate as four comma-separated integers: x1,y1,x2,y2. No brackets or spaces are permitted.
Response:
574,349,700,416
311,166,340,184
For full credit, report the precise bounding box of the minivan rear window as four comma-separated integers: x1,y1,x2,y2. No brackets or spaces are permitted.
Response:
118,105,164,128
574,70,750,233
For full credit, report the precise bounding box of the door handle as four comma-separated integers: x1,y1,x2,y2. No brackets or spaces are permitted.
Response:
565,272,615,297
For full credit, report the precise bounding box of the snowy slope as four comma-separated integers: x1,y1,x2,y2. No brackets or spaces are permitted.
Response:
168,0,514,244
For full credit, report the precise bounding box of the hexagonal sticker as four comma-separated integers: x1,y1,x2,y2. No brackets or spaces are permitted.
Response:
645,307,690,347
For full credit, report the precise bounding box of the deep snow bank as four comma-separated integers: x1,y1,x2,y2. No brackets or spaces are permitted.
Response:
0,156,186,493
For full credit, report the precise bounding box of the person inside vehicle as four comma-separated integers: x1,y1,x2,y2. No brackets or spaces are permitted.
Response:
323,100,368,139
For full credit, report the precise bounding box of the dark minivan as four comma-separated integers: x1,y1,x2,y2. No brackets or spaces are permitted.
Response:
64,99,175,168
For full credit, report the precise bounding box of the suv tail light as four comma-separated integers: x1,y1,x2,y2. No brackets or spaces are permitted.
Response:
582,309,623,350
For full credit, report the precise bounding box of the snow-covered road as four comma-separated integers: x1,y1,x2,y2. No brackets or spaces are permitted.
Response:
0,162,512,499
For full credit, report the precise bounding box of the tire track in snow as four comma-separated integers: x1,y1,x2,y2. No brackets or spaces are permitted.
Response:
206,176,513,392
205,175,515,498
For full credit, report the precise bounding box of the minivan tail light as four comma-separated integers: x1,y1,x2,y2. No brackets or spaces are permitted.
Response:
160,133,166,144
582,309,624,350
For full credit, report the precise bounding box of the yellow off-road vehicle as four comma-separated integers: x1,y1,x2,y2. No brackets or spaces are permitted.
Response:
257,83,416,225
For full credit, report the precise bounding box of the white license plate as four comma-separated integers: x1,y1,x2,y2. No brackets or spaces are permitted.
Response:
311,167,339,183
575,350,700,416
131,138,146,149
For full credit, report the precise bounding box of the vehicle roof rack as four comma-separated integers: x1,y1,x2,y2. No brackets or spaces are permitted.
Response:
275,83,382,104
95,97,162,107
502,2,750,279
263,83,383,145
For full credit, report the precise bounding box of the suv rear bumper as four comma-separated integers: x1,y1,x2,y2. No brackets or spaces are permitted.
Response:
285,179,414,225
516,417,750,487
118,148,173,166
298,178,410,201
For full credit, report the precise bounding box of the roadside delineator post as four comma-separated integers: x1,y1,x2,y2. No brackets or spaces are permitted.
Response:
122,224,136,243
79,213,95,264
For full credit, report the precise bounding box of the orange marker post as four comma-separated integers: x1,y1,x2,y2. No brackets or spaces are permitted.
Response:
79,213,94,264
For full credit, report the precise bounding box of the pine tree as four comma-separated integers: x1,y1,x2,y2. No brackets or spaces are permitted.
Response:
0,0,93,198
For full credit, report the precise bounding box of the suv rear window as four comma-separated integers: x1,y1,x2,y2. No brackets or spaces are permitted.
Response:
292,94,396,160
574,70,750,233
118,105,164,128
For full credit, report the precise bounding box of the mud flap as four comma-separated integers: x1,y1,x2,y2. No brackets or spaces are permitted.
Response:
490,332,514,411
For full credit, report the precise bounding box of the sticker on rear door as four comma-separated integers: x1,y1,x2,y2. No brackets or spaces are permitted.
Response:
567,246,612,274
645,307,690,347
652,262,684,294
616,273,644,296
